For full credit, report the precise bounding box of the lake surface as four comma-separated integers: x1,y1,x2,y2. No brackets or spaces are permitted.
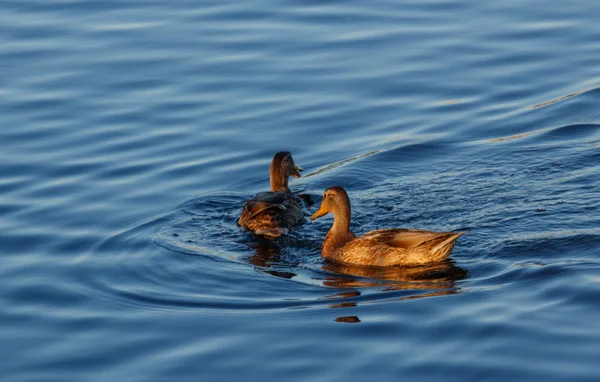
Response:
2,0,600,380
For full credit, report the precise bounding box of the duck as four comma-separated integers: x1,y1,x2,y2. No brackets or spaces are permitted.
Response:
238,151,304,238
310,186,463,266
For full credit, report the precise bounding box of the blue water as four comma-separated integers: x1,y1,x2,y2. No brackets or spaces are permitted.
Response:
2,0,600,380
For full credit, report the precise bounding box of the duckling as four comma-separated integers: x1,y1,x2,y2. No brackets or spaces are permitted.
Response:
238,152,304,238
310,186,462,266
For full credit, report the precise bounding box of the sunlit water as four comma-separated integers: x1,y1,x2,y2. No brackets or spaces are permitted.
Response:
2,0,600,381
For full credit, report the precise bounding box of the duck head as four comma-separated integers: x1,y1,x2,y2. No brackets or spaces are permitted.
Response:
310,186,352,228
270,151,303,191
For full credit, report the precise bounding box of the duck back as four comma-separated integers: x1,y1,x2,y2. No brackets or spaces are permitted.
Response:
239,191,303,238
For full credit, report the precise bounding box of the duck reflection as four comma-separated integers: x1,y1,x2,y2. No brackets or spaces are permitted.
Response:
327,290,361,309
245,238,468,325
324,260,467,323
335,316,361,323
297,193,315,209
247,239,467,293
246,240,298,279
322,260,468,292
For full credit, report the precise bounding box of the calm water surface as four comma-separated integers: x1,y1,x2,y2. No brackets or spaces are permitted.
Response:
2,0,600,381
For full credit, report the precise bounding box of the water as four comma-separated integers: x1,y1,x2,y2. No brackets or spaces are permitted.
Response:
2,0,600,380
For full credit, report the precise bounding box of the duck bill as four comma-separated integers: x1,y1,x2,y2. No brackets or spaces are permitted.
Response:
291,165,303,178
310,205,329,220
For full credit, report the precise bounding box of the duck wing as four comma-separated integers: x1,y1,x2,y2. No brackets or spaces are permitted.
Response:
413,231,464,259
239,191,304,226
243,200,286,219
339,229,462,266
387,229,457,249
240,192,286,219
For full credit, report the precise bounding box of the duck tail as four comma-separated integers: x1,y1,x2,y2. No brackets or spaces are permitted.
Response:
429,232,464,260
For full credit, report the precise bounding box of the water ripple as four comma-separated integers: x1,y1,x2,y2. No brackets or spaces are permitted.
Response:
3,0,600,380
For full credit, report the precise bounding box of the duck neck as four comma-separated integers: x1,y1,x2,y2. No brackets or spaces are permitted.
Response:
269,165,289,192
323,208,354,260
330,209,351,235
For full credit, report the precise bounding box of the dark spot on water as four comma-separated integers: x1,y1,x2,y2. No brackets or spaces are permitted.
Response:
335,316,361,323
298,193,315,207
330,302,358,309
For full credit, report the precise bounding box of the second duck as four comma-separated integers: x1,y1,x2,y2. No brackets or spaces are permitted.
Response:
239,151,304,238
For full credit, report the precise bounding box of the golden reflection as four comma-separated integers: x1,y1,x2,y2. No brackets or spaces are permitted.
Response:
323,261,467,324
489,131,536,142
329,301,358,309
335,316,361,324
245,240,468,325
247,239,468,294
443,99,463,105
530,89,583,109
488,126,556,142
322,260,468,292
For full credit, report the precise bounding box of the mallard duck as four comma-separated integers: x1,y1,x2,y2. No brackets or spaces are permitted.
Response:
238,151,304,238
310,186,463,266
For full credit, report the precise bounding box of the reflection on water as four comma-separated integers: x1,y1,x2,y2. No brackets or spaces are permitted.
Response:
245,237,468,323
530,88,585,109
335,316,361,324
322,261,467,323
246,240,298,279
246,235,467,293
322,260,468,292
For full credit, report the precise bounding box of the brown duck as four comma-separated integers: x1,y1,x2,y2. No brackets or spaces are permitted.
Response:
310,186,463,266
238,152,304,238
